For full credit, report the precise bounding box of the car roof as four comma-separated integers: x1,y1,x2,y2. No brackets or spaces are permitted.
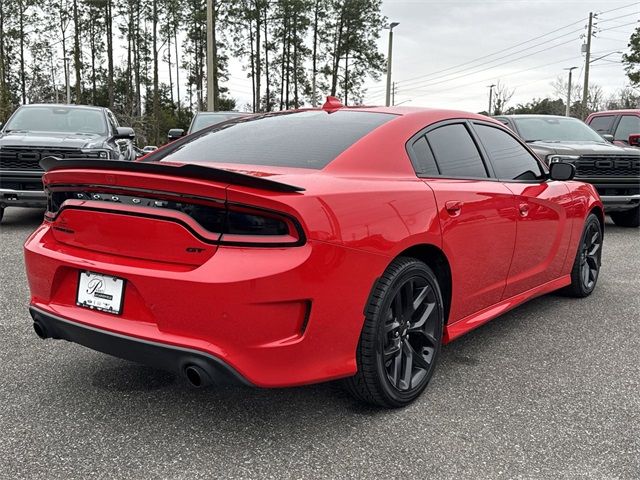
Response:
18,103,106,112
589,109,640,116
496,114,574,120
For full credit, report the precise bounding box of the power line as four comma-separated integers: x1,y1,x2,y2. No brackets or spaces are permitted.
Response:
598,1,640,16
369,16,588,91
395,37,580,95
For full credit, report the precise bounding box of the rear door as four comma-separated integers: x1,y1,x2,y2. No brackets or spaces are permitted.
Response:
408,121,518,323
471,121,573,298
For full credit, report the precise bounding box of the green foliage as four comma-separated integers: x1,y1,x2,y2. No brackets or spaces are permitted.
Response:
623,26,640,87
0,0,387,140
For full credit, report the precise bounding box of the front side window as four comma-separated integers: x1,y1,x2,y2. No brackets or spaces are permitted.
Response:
614,115,640,141
4,106,108,135
588,115,615,134
425,124,488,178
155,110,395,169
474,124,544,181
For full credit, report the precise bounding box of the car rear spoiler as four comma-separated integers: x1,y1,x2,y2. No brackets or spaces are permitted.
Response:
39,157,305,193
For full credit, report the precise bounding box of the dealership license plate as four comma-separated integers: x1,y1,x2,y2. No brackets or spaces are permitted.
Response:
76,271,126,315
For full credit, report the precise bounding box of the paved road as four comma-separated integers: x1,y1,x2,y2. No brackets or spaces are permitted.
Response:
1,207,638,480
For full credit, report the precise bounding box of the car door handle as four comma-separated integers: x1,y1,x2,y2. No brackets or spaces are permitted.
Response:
445,201,463,216
519,203,529,217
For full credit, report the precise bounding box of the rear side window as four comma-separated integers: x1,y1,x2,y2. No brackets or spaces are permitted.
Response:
588,115,615,134
156,110,395,169
409,136,439,176
425,124,488,178
474,124,544,181
614,115,640,141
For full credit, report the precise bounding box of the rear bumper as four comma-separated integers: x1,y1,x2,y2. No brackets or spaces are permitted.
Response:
29,306,251,386
24,224,389,387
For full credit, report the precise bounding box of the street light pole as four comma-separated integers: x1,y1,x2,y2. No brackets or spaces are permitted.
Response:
385,22,399,107
487,84,496,116
565,66,578,117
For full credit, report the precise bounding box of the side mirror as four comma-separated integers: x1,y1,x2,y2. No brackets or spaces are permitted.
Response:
549,161,576,181
628,134,640,147
601,133,614,143
114,126,136,140
167,128,185,142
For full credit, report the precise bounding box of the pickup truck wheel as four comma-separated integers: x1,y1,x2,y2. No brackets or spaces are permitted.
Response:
610,206,640,228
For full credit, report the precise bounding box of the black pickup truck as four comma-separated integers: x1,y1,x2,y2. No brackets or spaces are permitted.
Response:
0,104,136,223
495,114,640,227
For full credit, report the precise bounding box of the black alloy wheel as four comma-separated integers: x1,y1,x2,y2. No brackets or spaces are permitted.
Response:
382,277,440,392
344,257,444,408
579,220,602,291
563,213,603,297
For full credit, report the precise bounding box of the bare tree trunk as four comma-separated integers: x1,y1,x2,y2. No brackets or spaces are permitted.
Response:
105,0,114,108
293,12,298,108
212,0,219,110
152,0,159,144
167,32,174,107
330,5,346,97
254,2,261,112
0,0,7,118
73,0,82,103
249,19,255,112
263,5,269,111
19,2,26,103
174,23,180,111
311,0,319,106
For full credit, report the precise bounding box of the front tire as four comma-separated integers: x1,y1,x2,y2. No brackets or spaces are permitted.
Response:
344,257,444,408
562,213,603,298
610,206,640,228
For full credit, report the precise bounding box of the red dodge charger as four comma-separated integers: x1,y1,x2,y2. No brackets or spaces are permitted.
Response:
24,101,603,407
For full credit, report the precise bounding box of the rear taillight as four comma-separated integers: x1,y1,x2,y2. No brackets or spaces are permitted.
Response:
46,189,305,247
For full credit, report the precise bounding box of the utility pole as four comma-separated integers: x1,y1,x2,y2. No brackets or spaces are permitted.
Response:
64,57,71,104
487,84,496,116
385,22,399,107
581,12,594,119
206,0,214,112
565,66,578,116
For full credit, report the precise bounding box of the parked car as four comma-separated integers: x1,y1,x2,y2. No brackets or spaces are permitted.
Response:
167,111,251,141
495,114,640,227
585,109,640,147
26,103,603,408
0,104,136,223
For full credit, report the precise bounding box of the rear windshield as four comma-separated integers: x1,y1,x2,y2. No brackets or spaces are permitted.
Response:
4,106,107,135
190,113,247,133
159,110,396,169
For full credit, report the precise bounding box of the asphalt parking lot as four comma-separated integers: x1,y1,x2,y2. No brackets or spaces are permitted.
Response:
1,207,638,480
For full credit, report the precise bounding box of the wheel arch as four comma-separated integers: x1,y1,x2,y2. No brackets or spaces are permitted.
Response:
396,243,452,324
589,205,605,235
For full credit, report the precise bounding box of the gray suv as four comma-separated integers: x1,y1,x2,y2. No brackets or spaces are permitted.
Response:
495,114,640,227
0,104,136,222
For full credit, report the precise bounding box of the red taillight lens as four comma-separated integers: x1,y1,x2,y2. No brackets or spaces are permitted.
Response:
221,204,304,246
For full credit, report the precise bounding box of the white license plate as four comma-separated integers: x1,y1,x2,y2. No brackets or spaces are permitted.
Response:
76,271,126,315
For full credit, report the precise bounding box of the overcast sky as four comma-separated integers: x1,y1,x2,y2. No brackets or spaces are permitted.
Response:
222,0,639,112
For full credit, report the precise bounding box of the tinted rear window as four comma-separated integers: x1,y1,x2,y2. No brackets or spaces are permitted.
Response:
158,110,395,169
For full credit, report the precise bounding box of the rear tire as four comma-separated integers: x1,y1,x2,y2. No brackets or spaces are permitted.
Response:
561,213,602,298
344,257,444,408
610,207,640,228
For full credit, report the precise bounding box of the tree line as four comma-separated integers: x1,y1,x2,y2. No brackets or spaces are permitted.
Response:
0,0,386,145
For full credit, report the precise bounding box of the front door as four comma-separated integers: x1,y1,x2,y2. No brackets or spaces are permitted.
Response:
471,122,572,298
